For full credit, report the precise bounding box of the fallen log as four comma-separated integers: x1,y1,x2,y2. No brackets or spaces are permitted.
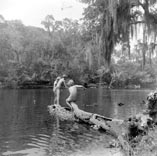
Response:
48,104,75,121
48,89,157,155
48,103,124,136
48,103,131,154
70,102,125,136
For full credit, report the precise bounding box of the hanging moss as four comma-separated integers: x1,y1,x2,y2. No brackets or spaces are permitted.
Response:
80,0,157,67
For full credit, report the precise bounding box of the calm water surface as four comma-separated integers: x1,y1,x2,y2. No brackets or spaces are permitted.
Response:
0,88,152,156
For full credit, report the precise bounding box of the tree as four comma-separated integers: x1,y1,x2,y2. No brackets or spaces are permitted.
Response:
41,15,55,37
80,0,157,67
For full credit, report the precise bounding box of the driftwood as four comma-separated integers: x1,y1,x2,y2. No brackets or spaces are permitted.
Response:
48,102,151,138
48,105,75,121
48,89,157,155
48,103,124,136
48,103,130,154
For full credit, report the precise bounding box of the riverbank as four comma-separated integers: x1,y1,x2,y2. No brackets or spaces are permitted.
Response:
0,80,53,89
0,80,156,90
70,126,157,156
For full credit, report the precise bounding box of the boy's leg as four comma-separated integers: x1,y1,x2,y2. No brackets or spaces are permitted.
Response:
53,90,56,104
56,89,60,105
66,98,73,110
54,93,57,104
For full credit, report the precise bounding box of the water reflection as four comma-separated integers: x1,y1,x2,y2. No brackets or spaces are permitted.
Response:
0,88,151,156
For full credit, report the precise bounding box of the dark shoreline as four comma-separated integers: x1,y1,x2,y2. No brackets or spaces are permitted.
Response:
0,81,156,90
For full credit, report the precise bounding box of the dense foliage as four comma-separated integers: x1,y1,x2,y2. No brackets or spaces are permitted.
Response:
0,0,157,88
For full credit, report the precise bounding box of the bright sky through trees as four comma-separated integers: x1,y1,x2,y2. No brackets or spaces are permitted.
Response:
0,0,85,27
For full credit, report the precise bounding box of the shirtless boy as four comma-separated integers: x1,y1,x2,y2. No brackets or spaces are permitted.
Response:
66,79,85,109
53,76,61,104
53,74,68,105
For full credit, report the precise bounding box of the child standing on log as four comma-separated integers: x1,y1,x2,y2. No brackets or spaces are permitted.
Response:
53,76,61,104
53,75,68,105
66,79,85,109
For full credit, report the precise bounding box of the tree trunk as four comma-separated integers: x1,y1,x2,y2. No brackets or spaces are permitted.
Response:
142,25,147,70
142,49,146,70
127,29,131,59
100,1,115,67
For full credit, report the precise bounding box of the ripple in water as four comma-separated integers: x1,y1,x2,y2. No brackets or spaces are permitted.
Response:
0,89,151,156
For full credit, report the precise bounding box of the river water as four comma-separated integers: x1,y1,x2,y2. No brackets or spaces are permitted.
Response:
0,88,152,156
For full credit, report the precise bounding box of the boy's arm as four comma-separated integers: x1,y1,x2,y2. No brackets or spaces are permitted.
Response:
53,81,56,88
53,81,57,91
75,85,85,88
63,79,68,88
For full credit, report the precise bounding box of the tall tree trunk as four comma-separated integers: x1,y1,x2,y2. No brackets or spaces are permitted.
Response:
127,29,131,59
101,7,114,68
142,48,146,70
13,50,20,63
142,24,147,70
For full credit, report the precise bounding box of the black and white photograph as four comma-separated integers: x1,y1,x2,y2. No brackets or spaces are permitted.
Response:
0,0,157,156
